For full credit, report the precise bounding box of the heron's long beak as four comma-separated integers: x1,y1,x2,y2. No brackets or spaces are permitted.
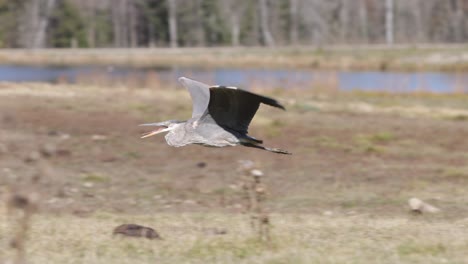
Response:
139,123,170,139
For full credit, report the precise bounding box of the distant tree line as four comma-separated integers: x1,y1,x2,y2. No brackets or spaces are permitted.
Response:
0,0,466,48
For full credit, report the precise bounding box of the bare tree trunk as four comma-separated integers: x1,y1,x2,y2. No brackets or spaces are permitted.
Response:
231,13,240,46
259,0,275,46
112,0,130,47
339,0,349,43
222,0,243,46
194,0,205,46
148,21,156,48
385,0,394,45
84,0,96,48
412,0,425,42
112,0,122,47
121,0,129,47
18,0,40,48
19,0,55,48
29,0,40,47
450,0,464,42
168,0,178,48
289,0,299,45
33,0,56,48
300,1,325,46
358,0,369,43
128,0,138,47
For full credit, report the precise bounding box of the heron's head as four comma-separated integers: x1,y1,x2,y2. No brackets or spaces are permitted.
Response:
139,120,184,139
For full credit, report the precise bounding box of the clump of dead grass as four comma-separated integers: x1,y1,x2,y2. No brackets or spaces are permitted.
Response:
4,150,50,264
237,160,271,243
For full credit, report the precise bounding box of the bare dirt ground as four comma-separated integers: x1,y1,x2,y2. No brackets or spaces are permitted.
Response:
1,82,468,263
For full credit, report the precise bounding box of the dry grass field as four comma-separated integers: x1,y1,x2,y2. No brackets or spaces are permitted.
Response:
2,209,468,264
1,81,468,263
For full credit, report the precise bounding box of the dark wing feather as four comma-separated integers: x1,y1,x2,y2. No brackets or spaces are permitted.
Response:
207,86,285,134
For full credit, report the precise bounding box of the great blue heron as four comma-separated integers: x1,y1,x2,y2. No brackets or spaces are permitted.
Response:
140,77,290,155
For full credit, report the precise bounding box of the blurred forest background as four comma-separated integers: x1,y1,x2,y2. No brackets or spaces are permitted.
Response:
0,0,467,49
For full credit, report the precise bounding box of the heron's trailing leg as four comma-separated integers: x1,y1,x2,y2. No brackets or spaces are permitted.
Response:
241,143,291,155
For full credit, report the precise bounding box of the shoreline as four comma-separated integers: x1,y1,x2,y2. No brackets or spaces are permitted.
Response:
0,45,467,72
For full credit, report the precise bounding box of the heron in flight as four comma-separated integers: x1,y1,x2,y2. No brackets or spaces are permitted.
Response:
140,77,290,154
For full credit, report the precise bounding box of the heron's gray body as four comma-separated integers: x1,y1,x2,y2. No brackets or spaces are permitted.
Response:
165,118,239,147
141,77,290,154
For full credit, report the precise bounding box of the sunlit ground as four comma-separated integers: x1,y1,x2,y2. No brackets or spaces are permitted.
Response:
1,82,468,263
2,208,468,264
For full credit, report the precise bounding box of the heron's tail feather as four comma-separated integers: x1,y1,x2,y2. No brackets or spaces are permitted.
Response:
240,135,263,144
241,143,291,155
263,147,291,155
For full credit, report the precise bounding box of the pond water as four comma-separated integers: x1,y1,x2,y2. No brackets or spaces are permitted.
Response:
0,65,466,93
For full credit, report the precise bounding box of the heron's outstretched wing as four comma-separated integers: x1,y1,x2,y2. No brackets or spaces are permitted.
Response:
178,77,210,118
207,86,285,134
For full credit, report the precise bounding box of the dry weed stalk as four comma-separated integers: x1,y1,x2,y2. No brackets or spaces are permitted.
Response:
6,190,38,264
238,160,271,242
5,150,51,264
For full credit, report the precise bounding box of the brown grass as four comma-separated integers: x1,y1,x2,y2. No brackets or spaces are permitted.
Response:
1,209,468,263
1,82,468,263
0,45,468,71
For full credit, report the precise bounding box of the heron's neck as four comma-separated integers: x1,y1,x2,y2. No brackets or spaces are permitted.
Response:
164,122,187,147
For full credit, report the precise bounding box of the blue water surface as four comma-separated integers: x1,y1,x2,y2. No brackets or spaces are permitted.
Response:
0,65,466,93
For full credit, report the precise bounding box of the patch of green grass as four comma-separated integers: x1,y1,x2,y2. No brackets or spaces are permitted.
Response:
449,114,468,121
360,143,384,154
63,104,76,110
368,132,395,143
264,119,286,137
351,132,395,154
211,187,235,196
398,241,446,256
81,173,110,183
314,136,339,148
353,135,385,154
186,238,269,260
291,102,320,112
119,242,156,258
270,119,285,128
125,151,141,159
441,167,468,180
353,132,395,144
128,103,152,113
339,195,402,209
313,136,353,152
